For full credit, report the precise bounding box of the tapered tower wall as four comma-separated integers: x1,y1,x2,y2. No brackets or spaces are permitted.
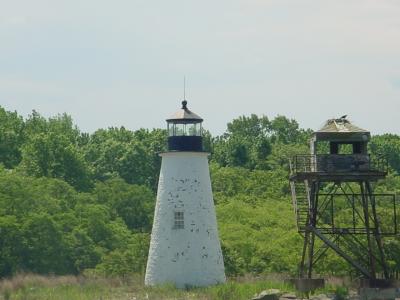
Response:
145,151,225,288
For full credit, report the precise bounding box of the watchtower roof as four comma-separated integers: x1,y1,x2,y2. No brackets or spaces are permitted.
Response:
313,117,370,142
166,101,203,123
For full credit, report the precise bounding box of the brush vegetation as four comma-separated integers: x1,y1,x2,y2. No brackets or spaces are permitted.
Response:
0,273,317,300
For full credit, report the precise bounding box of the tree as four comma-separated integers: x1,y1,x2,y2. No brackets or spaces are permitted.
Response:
66,228,101,273
370,134,400,174
83,128,166,190
270,115,310,144
0,106,25,168
18,111,91,191
213,115,272,169
21,213,72,274
0,216,23,276
0,106,398,279
20,133,92,191
24,111,81,145
95,234,150,276
226,114,270,138
93,178,155,232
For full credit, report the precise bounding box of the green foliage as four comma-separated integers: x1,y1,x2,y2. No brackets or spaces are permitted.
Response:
83,127,166,190
370,134,400,174
93,179,154,232
334,286,349,300
0,107,25,168
212,114,310,170
0,105,399,280
67,228,101,272
211,165,289,200
217,199,301,275
19,112,91,191
0,170,152,277
0,216,23,277
94,233,150,276
267,142,309,171
213,115,272,169
21,213,72,274
20,132,91,191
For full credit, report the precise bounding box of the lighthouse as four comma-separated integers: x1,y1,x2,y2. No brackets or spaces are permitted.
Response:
145,100,226,288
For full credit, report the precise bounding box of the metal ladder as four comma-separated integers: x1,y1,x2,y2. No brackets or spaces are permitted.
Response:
290,180,310,232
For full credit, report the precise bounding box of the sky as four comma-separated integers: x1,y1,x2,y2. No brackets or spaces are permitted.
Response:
0,0,399,135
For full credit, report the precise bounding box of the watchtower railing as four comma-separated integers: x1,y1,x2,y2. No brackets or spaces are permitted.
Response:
291,154,388,174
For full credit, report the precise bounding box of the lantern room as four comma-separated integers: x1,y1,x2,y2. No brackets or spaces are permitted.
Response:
166,100,203,152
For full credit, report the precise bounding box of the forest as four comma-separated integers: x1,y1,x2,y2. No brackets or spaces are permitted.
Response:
0,105,400,279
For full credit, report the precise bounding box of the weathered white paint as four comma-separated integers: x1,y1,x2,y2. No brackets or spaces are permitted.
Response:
145,151,226,288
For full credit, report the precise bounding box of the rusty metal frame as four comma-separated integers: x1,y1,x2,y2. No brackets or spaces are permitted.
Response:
291,178,397,280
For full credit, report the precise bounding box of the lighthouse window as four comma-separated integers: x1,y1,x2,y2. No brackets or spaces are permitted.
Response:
168,123,174,136
175,124,185,136
187,123,201,136
174,211,184,229
168,123,202,137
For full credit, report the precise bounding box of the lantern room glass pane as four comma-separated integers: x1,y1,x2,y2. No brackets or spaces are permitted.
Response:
176,124,185,136
168,123,174,136
167,122,202,136
187,123,201,136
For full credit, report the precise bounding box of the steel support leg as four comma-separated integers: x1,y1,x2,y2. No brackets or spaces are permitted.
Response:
366,182,389,279
360,182,376,279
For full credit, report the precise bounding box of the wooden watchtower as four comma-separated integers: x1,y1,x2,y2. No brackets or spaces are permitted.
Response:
289,117,397,280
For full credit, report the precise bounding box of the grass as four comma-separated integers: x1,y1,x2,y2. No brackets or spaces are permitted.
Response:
0,273,349,300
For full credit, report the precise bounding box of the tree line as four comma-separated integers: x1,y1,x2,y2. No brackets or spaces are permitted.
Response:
0,106,399,278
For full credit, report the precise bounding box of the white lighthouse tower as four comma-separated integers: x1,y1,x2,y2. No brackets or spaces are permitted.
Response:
145,100,226,288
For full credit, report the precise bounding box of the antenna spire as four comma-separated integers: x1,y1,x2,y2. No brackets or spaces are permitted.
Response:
183,76,186,100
